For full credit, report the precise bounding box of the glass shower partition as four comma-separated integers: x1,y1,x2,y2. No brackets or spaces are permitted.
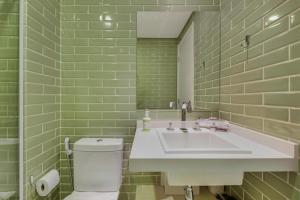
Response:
0,0,20,199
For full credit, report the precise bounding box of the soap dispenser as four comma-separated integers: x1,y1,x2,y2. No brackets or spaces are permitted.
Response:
143,109,151,131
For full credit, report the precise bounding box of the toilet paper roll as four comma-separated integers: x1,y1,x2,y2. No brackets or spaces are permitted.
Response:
36,169,60,197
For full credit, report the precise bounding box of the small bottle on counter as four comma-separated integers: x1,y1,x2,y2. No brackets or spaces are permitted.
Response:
143,109,151,131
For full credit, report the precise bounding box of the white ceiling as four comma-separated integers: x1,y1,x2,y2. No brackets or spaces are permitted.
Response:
137,11,192,38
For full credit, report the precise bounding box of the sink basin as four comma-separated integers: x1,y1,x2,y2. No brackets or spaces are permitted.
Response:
158,132,251,154
130,120,298,186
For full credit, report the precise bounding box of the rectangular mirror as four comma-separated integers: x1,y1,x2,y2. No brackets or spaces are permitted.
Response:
136,10,220,111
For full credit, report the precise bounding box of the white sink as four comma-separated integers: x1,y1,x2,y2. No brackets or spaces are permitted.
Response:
158,132,251,154
130,120,298,186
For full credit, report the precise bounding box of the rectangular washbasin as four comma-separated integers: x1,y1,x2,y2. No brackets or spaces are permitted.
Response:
158,132,251,154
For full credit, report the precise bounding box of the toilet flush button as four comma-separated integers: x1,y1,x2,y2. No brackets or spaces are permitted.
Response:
97,138,103,142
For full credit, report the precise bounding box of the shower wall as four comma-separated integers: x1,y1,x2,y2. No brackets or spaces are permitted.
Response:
0,0,19,199
24,0,61,199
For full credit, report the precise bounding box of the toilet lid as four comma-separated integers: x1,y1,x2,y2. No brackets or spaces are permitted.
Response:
64,191,119,200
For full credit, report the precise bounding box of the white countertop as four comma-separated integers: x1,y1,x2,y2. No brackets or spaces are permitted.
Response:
131,128,291,159
129,121,298,173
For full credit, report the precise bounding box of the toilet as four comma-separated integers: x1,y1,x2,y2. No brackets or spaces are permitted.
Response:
64,138,123,200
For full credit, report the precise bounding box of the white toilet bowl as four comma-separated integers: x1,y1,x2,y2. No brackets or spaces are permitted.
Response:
64,138,123,200
64,191,119,200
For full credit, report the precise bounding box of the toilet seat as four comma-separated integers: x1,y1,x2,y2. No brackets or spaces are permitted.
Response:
64,191,119,200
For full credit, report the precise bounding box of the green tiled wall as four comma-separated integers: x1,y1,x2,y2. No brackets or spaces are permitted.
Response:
60,1,219,199
137,39,177,109
24,0,61,199
0,0,19,199
220,0,300,199
193,11,220,110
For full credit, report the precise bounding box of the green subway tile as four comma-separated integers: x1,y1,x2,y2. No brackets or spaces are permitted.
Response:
75,30,102,38
221,84,244,94
89,6,117,13
231,69,263,84
231,186,243,199
232,0,263,27
264,93,300,107
159,0,186,5
89,38,115,46
231,114,263,130
264,26,300,53
245,173,286,200
291,76,300,91
245,78,289,93
264,0,300,27
75,79,102,87
251,17,289,47
61,71,88,78
62,119,89,127
103,0,131,5
231,44,263,66
246,47,289,71
74,0,101,5
220,103,244,114
75,47,102,54
245,106,289,121
242,179,263,200
89,72,115,79
103,80,129,88
130,176,157,184
62,54,89,62
88,104,115,111
264,59,300,79
116,104,136,111
131,0,156,5
289,172,300,190
89,120,116,127
290,109,300,124
116,88,135,95
62,5,89,13
75,112,102,119
264,119,300,140
89,55,116,62
264,173,300,199
291,9,300,28
103,96,129,103
61,87,89,95
61,104,88,112
75,96,103,103
116,120,135,127
231,19,262,47
245,0,285,27
231,94,263,105
291,42,300,59
103,30,130,38
103,112,129,119
221,63,244,77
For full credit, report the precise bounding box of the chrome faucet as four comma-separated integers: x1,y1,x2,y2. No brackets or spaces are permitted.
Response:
181,101,192,121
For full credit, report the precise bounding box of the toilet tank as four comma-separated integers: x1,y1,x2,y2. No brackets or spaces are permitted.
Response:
73,138,123,192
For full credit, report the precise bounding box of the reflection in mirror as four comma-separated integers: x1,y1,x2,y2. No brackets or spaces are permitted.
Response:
0,0,19,199
136,10,220,111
